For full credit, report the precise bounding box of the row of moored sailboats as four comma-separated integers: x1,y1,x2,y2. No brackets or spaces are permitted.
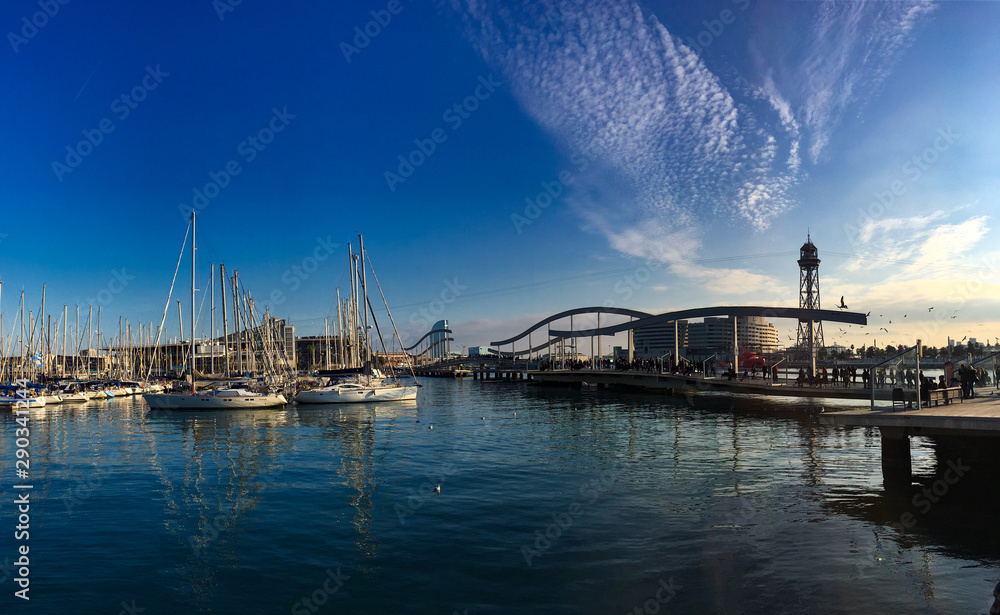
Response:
137,214,418,410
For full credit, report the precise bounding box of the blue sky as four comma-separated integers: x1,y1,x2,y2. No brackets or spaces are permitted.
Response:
1,0,998,356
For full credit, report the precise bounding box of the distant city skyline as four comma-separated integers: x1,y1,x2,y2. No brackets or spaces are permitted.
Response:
1,0,997,357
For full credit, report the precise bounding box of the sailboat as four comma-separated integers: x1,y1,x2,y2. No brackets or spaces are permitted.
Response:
143,211,288,410
294,235,418,404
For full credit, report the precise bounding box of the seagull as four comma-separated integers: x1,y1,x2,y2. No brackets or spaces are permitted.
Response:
880,327,889,333
865,311,871,317
889,320,892,324
838,296,848,309
928,307,934,312
433,485,441,493
951,316,957,319
961,336,967,342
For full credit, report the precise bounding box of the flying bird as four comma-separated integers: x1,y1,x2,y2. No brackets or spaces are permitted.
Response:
880,328,889,333
928,307,934,312
961,336,967,342
838,296,848,309
951,316,957,319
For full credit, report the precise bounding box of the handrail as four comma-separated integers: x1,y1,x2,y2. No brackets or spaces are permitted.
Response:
868,344,917,411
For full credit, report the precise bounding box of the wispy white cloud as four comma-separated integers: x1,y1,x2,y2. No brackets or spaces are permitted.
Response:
756,0,936,164
446,0,797,241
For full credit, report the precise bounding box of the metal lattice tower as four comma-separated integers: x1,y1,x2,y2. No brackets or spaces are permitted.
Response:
795,235,824,370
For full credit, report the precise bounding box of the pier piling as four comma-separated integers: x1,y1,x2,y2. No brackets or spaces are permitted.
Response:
880,427,911,491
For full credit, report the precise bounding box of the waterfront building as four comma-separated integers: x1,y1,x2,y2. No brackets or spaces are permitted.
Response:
428,319,451,359
633,316,779,359
632,320,688,358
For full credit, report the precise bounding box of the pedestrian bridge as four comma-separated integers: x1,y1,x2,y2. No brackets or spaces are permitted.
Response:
488,305,868,371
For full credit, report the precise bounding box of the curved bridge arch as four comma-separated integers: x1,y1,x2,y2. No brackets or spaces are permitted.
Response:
547,306,867,338
404,327,452,351
490,306,652,347
412,337,455,358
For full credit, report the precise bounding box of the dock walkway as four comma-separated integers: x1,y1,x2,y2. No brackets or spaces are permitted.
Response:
530,368,906,401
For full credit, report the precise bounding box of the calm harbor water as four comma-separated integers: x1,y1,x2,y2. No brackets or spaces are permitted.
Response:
2,379,998,614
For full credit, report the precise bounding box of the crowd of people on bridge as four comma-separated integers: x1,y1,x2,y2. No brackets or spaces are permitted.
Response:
790,363,994,396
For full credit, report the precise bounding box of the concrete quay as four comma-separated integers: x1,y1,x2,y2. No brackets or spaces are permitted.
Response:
529,369,906,401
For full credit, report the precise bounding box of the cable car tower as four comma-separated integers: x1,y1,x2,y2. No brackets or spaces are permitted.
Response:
795,234,824,374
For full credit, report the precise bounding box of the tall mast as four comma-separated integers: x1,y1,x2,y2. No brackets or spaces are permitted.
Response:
75,305,80,378
220,263,229,376
348,244,356,368
176,300,182,357
118,316,123,379
96,304,102,376
41,284,46,373
233,270,242,375
86,304,92,375
359,234,369,373
210,262,215,374
62,305,67,377
336,288,343,368
190,210,196,394
19,291,24,368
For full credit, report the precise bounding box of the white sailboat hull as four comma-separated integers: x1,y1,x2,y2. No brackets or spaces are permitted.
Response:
60,393,89,403
143,392,288,409
1,396,47,409
295,383,417,404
